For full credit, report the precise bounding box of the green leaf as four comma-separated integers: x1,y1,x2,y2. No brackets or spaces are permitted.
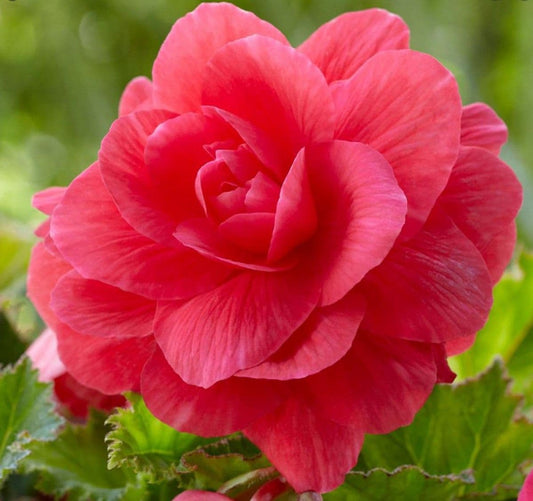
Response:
0,357,63,485
23,411,145,501
450,252,533,380
178,434,271,491
324,466,473,501
106,393,214,482
358,360,533,497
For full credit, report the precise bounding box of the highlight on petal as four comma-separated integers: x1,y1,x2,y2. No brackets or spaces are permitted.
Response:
26,328,66,382
50,270,156,338
334,49,461,236
305,331,438,433
154,270,320,388
142,348,286,436
202,35,335,177
118,76,153,116
237,292,365,380
461,102,508,154
51,163,231,300
152,2,288,113
299,8,409,83
56,326,156,395
305,140,406,306
361,211,493,343
244,395,364,493
437,146,522,283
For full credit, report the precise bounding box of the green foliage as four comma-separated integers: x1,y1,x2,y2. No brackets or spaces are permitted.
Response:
107,393,214,482
0,311,26,365
358,360,533,498
23,410,145,501
0,358,63,485
324,466,474,501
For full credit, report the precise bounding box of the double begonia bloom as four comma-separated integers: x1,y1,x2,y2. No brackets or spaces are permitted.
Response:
27,3,522,493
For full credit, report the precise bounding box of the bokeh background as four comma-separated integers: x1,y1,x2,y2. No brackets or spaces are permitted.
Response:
0,0,532,341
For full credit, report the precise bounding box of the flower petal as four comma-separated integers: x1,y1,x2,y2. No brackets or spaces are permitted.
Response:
305,140,406,306
237,292,365,380
51,163,231,300
481,223,517,284
298,8,409,83
32,187,66,215
334,50,461,236
118,76,153,116
55,327,155,394
361,211,493,343
141,348,286,436
50,270,156,338
202,36,335,178
154,270,320,388
437,146,521,283
244,396,363,493
461,103,508,154
152,2,288,113
173,492,231,501
27,328,66,381
305,331,438,433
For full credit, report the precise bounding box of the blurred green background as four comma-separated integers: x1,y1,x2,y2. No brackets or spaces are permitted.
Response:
0,0,532,340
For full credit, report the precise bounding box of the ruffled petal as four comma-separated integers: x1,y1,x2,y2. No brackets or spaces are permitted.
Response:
152,2,288,113
305,331,437,433
436,146,521,283
361,211,493,343
141,348,286,436
305,140,406,306
118,76,153,116
27,242,71,331
202,36,335,178
237,292,365,380
298,8,409,83
244,395,363,493
32,187,66,215
50,270,155,338
51,163,231,300
154,269,320,388
55,326,155,394
460,102,508,154
334,49,461,236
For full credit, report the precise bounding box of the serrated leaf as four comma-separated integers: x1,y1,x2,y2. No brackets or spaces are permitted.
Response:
106,393,214,482
323,466,473,501
0,357,63,485
358,360,533,497
450,252,533,380
23,410,145,501
178,435,270,491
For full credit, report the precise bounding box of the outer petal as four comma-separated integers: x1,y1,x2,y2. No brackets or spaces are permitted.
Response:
361,211,493,343
244,396,364,493
152,2,288,113
518,470,533,501
154,269,320,388
26,328,66,381
118,76,153,116
141,348,286,436
298,8,409,83
334,50,461,236
237,292,365,380
55,326,156,394
32,187,66,215
27,242,71,331
50,270,156,338
202,36,335,178
305,141,406,306
461,102,508,154
481,223,517,284
437,146,521,283
305,331,437,433
51,163,231,300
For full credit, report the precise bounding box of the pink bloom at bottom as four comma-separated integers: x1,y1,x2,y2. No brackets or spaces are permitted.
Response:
27,2,522,493
519,471,533,501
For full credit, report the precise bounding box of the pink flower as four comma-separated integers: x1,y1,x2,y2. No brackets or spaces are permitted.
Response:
519,470,533,501
26,329,125,419
27,3,522,493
